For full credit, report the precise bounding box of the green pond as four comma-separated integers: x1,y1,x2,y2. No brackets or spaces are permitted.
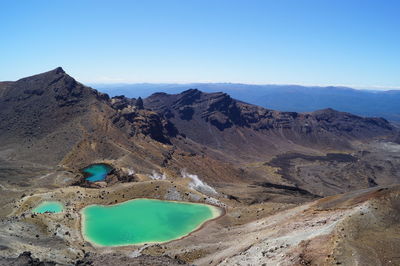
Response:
82,163,113,182
81,198,221,246
32,201,64,214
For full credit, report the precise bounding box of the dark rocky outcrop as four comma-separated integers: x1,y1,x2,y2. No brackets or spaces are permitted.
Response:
145,89,396,160
147,90,394,136
135,96,144,110
256,182,320,198
110,94,178,143
0,251,56,266
0,68,179,167
75,252,187,266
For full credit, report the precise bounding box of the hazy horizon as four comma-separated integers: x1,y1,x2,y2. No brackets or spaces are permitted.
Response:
3,67,400,91
90,81,400,92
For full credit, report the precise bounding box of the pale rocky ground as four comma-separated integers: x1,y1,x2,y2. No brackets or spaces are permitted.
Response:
1,141,400,265
1,175,399,265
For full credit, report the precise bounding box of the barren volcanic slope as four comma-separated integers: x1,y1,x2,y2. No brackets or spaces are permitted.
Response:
145,89,394,160
1,68,400,265
145,89,399,197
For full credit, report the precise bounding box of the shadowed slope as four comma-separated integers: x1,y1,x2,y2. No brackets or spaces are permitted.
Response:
145,89,395,162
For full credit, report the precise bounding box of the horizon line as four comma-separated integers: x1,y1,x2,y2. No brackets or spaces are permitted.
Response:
85,81,400,91
4,67,400,92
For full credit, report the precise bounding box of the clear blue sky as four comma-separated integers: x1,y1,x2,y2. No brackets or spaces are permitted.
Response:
1,0,399,89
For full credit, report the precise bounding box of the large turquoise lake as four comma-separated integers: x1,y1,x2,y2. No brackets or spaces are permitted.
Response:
82,164,113,182
81,199,221,246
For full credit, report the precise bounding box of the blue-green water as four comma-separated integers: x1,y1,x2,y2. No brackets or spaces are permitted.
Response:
82,164,113,182
32,201,64,214
81,199,220,246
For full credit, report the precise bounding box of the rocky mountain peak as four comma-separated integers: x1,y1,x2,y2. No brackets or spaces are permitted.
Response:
17,67,67,84
53,66,66,74
173,88,203,106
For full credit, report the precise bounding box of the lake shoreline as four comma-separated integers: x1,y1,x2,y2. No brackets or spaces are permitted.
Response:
32,201,64,214
79,197,225,248
80,163,113,182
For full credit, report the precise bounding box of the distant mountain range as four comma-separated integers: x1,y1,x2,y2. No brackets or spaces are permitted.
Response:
93,83,400,122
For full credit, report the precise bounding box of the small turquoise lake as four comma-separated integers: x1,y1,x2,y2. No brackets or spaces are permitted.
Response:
81,199,221,246
32,201,64,214
82,163,113,182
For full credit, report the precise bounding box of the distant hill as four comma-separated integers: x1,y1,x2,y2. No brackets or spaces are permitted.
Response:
93,83,400,122
144,89,394,163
